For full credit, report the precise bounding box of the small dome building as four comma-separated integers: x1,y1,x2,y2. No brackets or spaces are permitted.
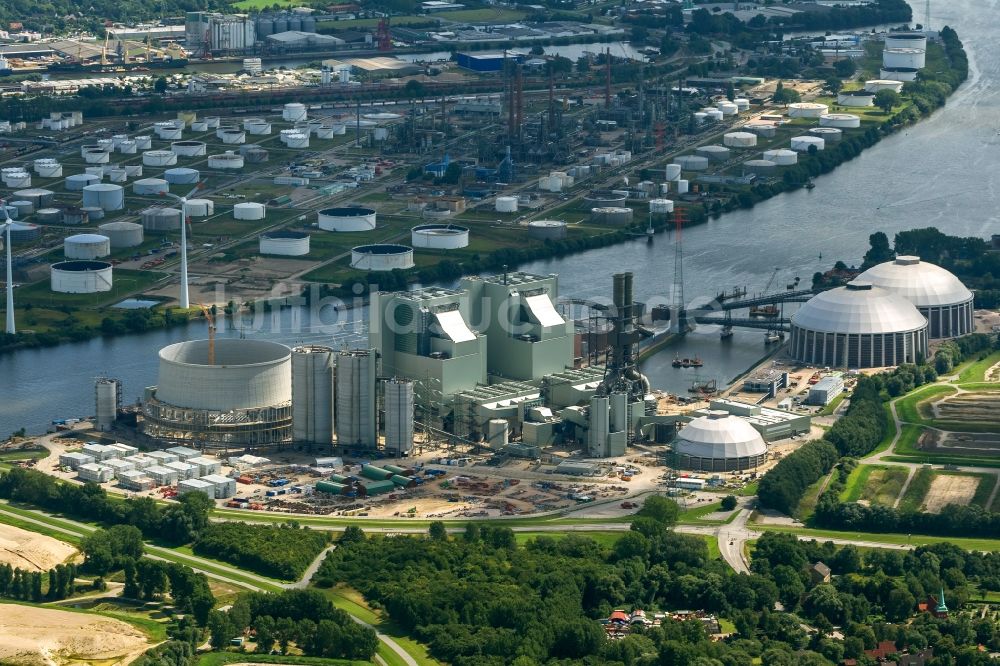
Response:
671,411,767,472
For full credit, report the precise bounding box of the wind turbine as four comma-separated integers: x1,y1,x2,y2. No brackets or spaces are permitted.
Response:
1,200,15,335
160,182,203,309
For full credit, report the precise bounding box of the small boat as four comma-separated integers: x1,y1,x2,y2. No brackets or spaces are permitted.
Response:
765,332,783,344
805,180,816,190
672,355,704,368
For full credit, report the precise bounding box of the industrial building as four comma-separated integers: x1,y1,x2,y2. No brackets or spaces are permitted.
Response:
456,52,526,73
789,281,929,368
857,256,974,339
669,411,768,472
185,12,256,55
699,399,810,442
807,376,845,406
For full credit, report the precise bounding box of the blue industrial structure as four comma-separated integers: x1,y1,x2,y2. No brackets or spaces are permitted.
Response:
456,51,525,72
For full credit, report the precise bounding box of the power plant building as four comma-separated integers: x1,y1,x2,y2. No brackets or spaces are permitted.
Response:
670,411,768,472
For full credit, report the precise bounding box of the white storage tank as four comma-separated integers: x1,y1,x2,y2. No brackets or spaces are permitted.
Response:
292,345,335,445
34,160,62,177
51,260,113,293
95,377,119,432
83,149,110,164
208,153,244,169
487,418,509,449
693,112,708,124
744,121,777,138
62,208,88,225
143,151,178,167
734,98,751,112
411,224,470,249
590,207,634,225
165,167,201,185
220,129,246,145
118,140,137,154
81,206,105,221
108,168,127,183
82,183,125,211
155,124,183,140
790,136,825,152
837,90,875,107
495,196,518,213
283,103,307,121
65,233,111,259
676,155,709,171
696,145,731,162
134,178,169,195
883,47,925,69
246,120,271,135
527,220,567,240
191,121,208,132
171,141,207,157
865,79,905,93
820,113,861,129
203,117,220,129
15,188,54,207
744,159,777,176
885,32,927,50
809,127,843,143
351,244,414,270
384,378,414,455
787,102,829,118
335,349,377,448
234,202,266,220
282,132,309,148
880,66,919,82
677,179,689,194
665,164,682,180
135,136,152,150
9,201,33,218
318,206,376,232
124,165,143,178
649,199,674,215
185,198,214,217
260,230,310,256
99,221,144,248
141,207,182,231
316,126,335,139
3,171,31,187
85,166,105,177
36,208,62,223
716,100,738,116
705,108,724,122
723,132,758,148
763,148,799,165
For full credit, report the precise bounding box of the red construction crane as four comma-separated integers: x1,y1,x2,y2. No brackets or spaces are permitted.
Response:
376,17,392,52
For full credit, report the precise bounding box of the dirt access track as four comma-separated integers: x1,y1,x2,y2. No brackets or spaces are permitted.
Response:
0,522,77,572
922,474,979,514
0,603,152,665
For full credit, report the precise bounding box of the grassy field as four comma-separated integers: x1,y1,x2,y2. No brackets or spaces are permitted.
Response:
895,384,957,425
849,466,908,506
897,467,933,513
955,350,1000,383
970,473,997,509
14,268,168,311
795,472,831,522
818,392,847,416
759,523,1000,553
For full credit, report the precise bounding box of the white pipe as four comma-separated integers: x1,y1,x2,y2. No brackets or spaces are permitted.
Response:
5,221,13,335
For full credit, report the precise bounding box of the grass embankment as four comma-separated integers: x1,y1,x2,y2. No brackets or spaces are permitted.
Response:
955,350,1000,383
897,467,933,513
759,523,1000,553
840,465,908,506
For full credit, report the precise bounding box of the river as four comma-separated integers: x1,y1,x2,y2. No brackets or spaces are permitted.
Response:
2,0,996,435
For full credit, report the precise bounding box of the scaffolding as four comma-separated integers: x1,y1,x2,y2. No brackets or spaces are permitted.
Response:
141,393,293,453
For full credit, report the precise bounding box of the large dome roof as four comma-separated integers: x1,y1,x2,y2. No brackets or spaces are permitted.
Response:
674,411,766,460
857,256,972,307
791,281,927,334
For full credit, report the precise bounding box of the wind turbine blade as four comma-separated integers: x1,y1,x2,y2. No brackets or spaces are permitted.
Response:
184,181,204,199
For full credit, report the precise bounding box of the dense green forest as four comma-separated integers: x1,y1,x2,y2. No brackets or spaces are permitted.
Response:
314,519,1000,665
193,521,330,580
0,0,228,31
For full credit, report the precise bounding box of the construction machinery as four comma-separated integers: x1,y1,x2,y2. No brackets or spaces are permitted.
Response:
198,304,217,365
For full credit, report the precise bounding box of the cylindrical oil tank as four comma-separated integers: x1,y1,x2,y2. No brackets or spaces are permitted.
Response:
220,129,246,145
649,199,674,215
693,112,707,124
335,349,376,448
590,207,634,225
135,136,152,149
143,150,177,167
677,179,689,194
837,90,875,107
61,208,87,225
14,189,54,207
734,98,751,112
350,244,414,270
260,230,310,256
283,103,307,122
171,141,207,157
185,198,214,217
124,165,143,178
331,123,346,135
134,178,168,195
3,172,31,187
141,207,182,231
676,155,709,171
81,206,105,221
528,220,567,240
203,117,220,129
820,113,861,129
744,121,777,138
716,101,738,116
165,167,201,185
495,196,518,213
64,233,111,259
705,108,723,122
885,32,927,50
35,161,63,178
316,126,335,139
696,145,730,162
118,140,137,154
155,125,183,140
190,121,208,132
744,159,777,176
790,136,825,152
7,222,40,242
9,201,33,218
787,102,828,118
246,120,271,135
97,139,114,151
810,127,843,143
99,221,144,248
95,378,119,432
80,144,103,157
865,79,904,93
282,132,309,148
487,418,509,449
234,202,266,220
244,148,269,163
85,166,105,177
763,148,798,165
108,168,127,183
411,224,469,249
724,132,758,148
83,149,110,164
665,164,682,180
176,111,197,128
880,66,918,82
292,345,335,445
35,208,61,223
883,47,925,69
384,378,414,455
208,153,244,169
51,260,113,293
82,183,124,211
319,206,376,232
111,134,128,148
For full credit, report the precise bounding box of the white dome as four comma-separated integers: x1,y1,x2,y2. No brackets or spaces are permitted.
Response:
675,411,766,460
792,281,927,335
857,256,972,308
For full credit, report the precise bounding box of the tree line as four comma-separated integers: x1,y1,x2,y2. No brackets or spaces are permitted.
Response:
0,561,77,602
192,522,330,581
